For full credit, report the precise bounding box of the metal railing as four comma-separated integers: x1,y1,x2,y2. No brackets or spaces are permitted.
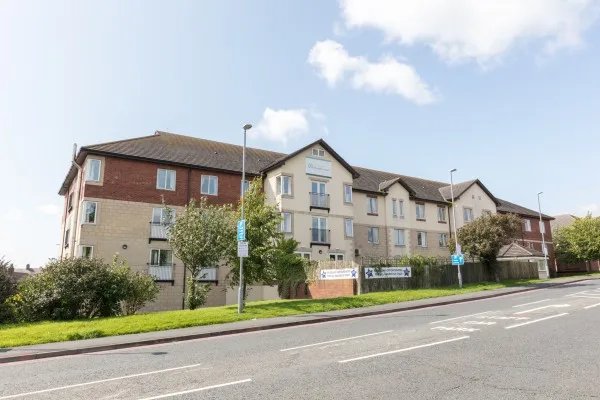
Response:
149,264,173,281
311,228,330,244
309,192,330,209
149,222,170,240
197,267,218,281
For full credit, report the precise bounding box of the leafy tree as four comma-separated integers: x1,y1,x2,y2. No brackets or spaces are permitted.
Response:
272,238,313,299
166,198,234,310
555,214,600,272
456,213,521,282
0,256,17,323
10,257,159,321
226,180,285,304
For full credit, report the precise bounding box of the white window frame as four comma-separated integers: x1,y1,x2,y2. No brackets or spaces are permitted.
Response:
80,245,94,259
344,218,354,238
367,227,379,244
417,231,428,248
439,233,448,247
276,175,293,196
201,175,219,196
344,184,353,204
367,196,378,215
281,212,293,233
156,168,176,191
312,148,325,157
437,206,447,223
463,207,474,223
152,207,174,224
85,158,101,182
398,199,405,218
329,253,344,261
392,199,398,218
523,219,532,232
150,249,173,266
82,201,98,224
295,251,311,260
394,228,405,246
416,203,426,220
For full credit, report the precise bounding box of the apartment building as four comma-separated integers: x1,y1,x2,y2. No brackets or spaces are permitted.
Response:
497,199,556,274
58,131,540,310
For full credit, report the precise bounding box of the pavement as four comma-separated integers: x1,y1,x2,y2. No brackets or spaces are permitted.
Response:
1,276,600,399
0,276,593,364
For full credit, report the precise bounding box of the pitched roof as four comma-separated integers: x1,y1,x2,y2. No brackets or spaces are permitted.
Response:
352,166,449,202
260,138,359,178
438,179,500,206
550,214,578,230
498,242,544,258
497,198,553,220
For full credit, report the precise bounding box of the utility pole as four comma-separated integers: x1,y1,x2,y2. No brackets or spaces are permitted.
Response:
537,192,550,278
450,168,463,288
238,123,252,313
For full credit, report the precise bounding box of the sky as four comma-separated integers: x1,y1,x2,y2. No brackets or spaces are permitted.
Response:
1,0,600,267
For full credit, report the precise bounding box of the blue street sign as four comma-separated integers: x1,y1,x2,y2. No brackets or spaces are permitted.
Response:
237,219,246,241
451,254,465,266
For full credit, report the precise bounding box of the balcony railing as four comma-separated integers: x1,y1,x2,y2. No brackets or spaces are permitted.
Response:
197,267,218,282
309,192,330,210
148,264,173,281
310,228,331,247
149,222,170,241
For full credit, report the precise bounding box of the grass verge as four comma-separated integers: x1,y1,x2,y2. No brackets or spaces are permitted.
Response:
0,276,592,348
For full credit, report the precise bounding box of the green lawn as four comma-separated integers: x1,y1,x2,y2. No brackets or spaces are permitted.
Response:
0,277,585,348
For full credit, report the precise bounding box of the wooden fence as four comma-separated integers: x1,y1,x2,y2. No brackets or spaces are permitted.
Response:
360,260,539,294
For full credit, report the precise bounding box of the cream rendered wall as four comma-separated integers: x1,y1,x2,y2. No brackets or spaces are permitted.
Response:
352,191,388,259
452,184,497,230
383,184,412,258
264,145,355,261
407,199,451,258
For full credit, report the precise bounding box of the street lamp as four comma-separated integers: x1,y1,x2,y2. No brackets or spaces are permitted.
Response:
537,192,549,278
238,123,252,314
450,168,463,288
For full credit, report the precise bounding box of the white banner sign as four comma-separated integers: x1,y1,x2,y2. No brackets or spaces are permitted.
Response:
306,157,332,178
319,268,358,280
364,267,412,279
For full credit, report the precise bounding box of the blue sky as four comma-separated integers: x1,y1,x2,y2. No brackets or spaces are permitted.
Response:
1,0,599,267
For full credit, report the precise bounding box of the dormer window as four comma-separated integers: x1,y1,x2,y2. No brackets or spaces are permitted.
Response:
312,148,325,158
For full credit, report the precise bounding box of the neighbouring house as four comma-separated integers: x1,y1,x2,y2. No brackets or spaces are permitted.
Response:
57,131,548,310
496,199,555,276
551,214,600,273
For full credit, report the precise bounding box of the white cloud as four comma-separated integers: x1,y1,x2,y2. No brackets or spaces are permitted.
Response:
340,0,599,65
37,204,61,216
308,40,437,105
253,108,311,144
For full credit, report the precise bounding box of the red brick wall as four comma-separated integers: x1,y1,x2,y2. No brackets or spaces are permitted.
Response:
84,156,244,206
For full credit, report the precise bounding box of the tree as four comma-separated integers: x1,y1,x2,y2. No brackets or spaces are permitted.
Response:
226,180,284,303
272,238,313,299
166,198,234,310
115,261,161,316
0,256,17,323
555,215,600,272
456,213,521,282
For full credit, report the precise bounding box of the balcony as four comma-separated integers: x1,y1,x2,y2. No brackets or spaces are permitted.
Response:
149,222,170,243
148,264,173,282
310,228,331,247
309,192,330,211
197,267,218,282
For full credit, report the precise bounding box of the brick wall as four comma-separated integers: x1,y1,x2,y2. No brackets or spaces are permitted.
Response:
85,155,245,206
293,280,356,299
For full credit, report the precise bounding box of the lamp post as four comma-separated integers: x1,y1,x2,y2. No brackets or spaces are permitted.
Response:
537,192,549,278
238,123,252,314
450,168,463,288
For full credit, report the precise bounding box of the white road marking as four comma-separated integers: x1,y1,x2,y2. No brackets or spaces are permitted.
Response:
0,363,205,399
584,303,600,309
512,299,551,308
431,327,480,332
477,316,529,321
430,311,493,325
135,379,252,400
570,295,600,299
338,336,470,364
463,321,497,326
513,304,570,315
280,330,393,352
505,313,569,330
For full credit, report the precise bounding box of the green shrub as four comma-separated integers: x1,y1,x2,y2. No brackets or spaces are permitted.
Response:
186,277,211,310
0,257,17,323
12,257,159,322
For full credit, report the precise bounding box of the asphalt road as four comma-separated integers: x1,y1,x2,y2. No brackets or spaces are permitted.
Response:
1,279,600,400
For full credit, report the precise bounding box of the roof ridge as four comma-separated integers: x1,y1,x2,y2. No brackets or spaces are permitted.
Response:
83,133,159,149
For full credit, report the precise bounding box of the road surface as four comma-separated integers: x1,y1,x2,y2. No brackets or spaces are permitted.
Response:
1,279,599,399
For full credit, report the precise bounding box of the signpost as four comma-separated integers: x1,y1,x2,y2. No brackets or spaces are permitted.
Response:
237,241,248,258
237,219,246,242
451,254,465,266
